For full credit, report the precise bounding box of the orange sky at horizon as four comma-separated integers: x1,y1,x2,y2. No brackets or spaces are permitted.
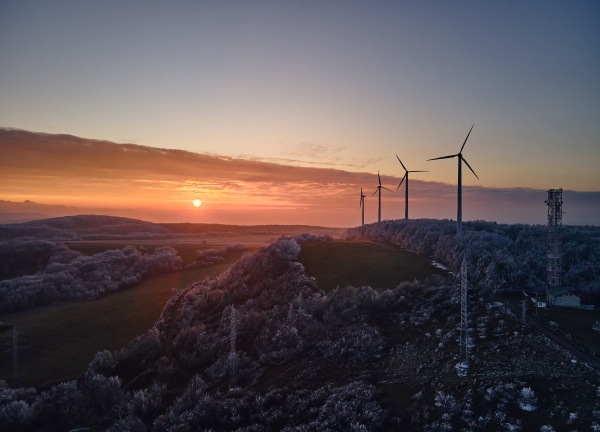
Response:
1,129,599,226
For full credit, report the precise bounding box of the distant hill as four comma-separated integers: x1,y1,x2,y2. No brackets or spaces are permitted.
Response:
0,200,85,223
0,214,344,241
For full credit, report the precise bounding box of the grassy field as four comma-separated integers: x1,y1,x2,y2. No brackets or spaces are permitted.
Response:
298,240,448,293
0,240,446,388
537,307,600,358
0,251,245,388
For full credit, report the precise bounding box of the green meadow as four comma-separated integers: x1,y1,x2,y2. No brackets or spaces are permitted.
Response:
0,248,245,388
0,240,446,388
298,240,447,293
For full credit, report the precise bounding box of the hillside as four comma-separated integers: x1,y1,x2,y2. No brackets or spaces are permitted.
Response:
0,214,344,241
2,235,599,431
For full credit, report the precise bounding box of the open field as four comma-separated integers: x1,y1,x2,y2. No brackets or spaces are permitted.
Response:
0,239,446,388
0,250,246,388
498,293,600,364
298,240,448,293
536,306,600,358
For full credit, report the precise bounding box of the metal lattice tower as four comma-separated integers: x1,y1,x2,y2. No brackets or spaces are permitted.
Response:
458,258,469,375
228,305,238,390
545,189,563,287
12,325,18,385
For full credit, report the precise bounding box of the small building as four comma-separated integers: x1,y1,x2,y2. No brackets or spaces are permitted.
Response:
546,287,581,308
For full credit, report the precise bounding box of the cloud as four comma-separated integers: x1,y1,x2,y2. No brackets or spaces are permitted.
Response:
280,141,346,159
1,128,598,226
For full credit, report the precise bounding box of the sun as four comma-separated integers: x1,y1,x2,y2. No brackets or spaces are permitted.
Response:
192,199,202,208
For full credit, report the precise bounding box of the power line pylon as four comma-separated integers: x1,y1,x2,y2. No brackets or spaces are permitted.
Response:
457,258,469,376
228,305,238,390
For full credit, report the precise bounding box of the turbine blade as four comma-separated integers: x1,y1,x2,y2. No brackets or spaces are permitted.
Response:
371,189,378,197
459,124,474,154
395,154,407,171
377,171,382,186
408,170,428,173
462,157,479,180
382,186,394,192
427,154,457,161
396,174,406,190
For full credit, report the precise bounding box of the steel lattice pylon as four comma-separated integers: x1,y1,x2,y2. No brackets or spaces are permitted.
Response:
545,189,563,287
228,305,238,390
457,258,469,376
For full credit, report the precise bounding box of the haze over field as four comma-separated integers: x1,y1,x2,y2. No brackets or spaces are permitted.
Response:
0,1,599,225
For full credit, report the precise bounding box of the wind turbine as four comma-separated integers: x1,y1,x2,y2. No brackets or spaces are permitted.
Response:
359,187,366,226
371,171,393,223
395,155,427,221
427,124,479,236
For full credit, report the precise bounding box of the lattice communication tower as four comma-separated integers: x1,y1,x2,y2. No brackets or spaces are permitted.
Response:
545,189,563,287
457,258,469,376
228,305,238,390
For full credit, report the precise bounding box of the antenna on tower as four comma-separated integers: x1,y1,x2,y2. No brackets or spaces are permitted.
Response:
545,189,563,287
228,305,238,390
456,258,469,376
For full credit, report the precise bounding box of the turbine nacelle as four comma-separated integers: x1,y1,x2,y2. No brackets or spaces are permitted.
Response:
427,124,479,235
427,124,478,180
395,154,427,190
372,171,393,195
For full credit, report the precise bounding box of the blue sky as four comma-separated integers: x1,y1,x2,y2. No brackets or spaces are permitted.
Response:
1,0,599,194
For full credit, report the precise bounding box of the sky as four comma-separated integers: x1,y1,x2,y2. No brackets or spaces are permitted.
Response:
0,1,599,226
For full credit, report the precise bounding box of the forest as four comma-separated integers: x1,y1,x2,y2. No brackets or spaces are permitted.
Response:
1,223,599,431
347,219,600,303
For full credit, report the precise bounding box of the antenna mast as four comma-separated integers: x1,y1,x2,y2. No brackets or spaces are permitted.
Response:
12,325,18,385
545,189,563,287
457,258,469,376
228,305,238,390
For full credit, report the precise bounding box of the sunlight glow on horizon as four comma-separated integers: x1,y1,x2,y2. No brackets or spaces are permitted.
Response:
0,2,598,226
1,128,598,226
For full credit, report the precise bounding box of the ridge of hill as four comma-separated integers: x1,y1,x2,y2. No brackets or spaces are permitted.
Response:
0,214,344,241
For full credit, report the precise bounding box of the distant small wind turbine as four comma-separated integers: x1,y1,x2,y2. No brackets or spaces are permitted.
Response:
371,171,393,223
395,155,427,221
427,124,479,236
359,187,366,226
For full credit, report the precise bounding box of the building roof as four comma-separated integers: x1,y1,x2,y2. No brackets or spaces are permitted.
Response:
547,287,572,297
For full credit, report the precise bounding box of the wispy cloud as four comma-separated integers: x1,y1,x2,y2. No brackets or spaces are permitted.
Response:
1,129,598,226
233,140,385,169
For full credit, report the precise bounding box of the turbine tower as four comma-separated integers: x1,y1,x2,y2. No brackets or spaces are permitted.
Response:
428,125,479,236
395,155,427,220
371,171,393,223
359,187,366,226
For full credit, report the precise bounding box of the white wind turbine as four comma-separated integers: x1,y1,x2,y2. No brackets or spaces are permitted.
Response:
395,155,427,221
372,171,393,223
427,125,479,236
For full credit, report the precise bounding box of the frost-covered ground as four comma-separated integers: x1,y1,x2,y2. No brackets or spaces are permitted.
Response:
1,233,599,431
